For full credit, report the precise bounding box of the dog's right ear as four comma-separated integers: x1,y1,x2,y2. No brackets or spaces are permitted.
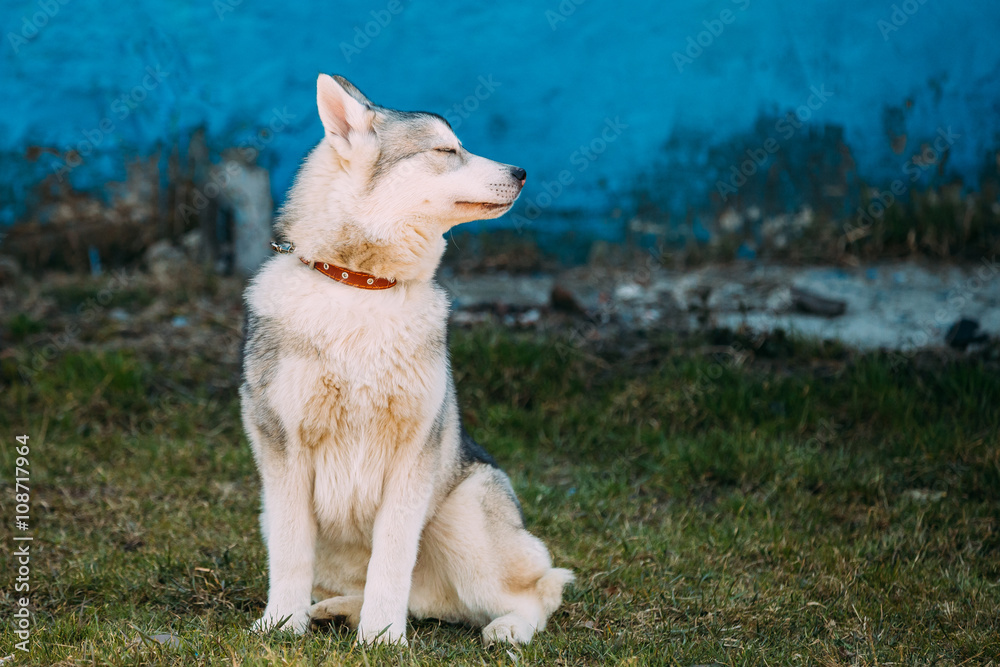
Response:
317,74,375,147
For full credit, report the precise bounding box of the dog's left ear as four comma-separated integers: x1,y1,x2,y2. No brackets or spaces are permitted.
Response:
317,74,375,146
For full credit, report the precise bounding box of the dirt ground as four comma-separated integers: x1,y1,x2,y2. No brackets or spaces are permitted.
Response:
441,258,1000,350
3,234,998,378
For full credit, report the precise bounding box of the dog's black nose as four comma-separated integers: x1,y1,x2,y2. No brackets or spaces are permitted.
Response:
511,166,526,183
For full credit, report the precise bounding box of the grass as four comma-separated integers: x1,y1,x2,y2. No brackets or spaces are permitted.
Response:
1,312,999,665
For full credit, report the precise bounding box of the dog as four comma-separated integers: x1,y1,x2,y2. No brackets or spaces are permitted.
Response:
240,74,573,647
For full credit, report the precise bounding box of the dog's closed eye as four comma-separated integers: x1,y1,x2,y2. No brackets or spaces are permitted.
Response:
434,147,457,154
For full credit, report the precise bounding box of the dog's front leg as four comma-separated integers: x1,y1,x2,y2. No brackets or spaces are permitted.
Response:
357,468,432,646
253,448,316,634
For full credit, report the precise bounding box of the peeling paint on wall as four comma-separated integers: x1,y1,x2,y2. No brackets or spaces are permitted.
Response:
1,0,999,248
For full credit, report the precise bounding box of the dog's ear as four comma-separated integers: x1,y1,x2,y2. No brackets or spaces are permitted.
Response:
317,74,375,145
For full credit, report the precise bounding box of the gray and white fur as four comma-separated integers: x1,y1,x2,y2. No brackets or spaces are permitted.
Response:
240,74,572,647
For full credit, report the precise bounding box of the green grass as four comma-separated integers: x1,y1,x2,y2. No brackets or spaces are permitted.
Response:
46,282,156,313
5,314,45,343
1,325,998,665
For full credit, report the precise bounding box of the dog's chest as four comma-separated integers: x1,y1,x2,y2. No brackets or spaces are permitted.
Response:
284,295,448,537
296,310,444,446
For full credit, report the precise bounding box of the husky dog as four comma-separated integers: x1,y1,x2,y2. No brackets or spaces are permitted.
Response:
240,74,572,646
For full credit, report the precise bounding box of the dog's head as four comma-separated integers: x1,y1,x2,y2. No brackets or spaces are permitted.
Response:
278,75,525,280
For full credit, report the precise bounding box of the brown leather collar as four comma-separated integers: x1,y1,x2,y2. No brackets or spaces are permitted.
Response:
299,257,397,289
271,242,397,290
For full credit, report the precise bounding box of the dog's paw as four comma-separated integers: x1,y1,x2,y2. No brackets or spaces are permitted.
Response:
252,607,310,635
308,595,363,629
482,614,536,646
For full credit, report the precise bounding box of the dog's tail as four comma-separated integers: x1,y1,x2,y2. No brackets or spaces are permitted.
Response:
536,567,575,616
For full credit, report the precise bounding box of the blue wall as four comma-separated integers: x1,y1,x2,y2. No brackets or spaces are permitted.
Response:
2,0,999,239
